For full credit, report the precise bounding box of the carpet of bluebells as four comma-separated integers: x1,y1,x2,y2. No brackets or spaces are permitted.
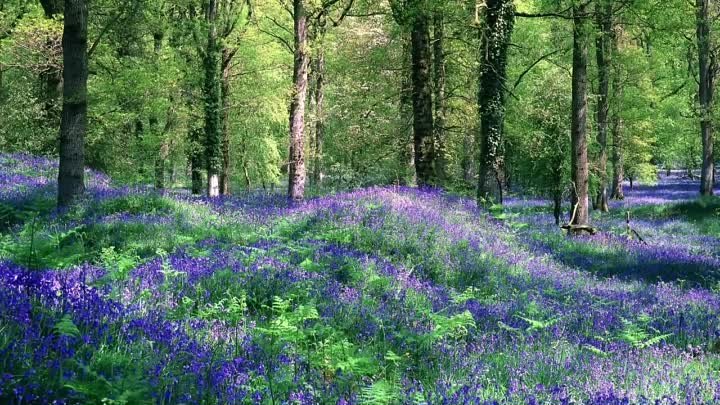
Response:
1,153,720,405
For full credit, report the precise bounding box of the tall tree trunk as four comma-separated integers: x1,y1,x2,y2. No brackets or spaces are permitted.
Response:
312,18,326,188
610,30,624,200
154,144,166,189
239,134,252,189
190,126,204,194
155,102,174,190
288,0,309,200
477,0,514,205
39,0,63,127
461,129,475,186
432,12,447,183
150,113,162,189
399,40,416,185
594,1,612,212
152,32,166,190
570,3,591,230
697,0,715,196
57,0,88,207
610,117,625,200
409,7,435,186
553,189,563,226
203,0,221,197
220,46,235,195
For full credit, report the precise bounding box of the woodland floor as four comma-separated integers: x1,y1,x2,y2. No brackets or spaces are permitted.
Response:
1,154,720,404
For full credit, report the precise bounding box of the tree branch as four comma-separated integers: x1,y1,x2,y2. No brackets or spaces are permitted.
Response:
514,48,568,89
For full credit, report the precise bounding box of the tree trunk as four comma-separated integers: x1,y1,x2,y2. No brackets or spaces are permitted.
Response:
594,1,612,212
312,19,326,188
155,103,174,190
570,3,591,230
220,46,235,195
610,29,624,200
288,0,309,200
40,0,63,127
152,32,166,191
432,12,447,183
409,9,435,187
461,129,475,186
477,0,514,205
553,191,562,226
203,0,221,197
399,41,416,185
697,0,715,196
57,0,88,207
239,134,251,189
189,126,204,194
610,117,625,200
154,150,165,189
150,113,162,189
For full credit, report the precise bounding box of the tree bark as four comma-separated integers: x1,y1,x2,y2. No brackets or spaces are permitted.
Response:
409,6,435,187
697,0,715,196
553,191,562,226
154,147,166,189
154,103,174,191
594,0,612,212
220,46,235,195
399,40,416,185
610,29,624,200
477,0,514,205
288,0,309,200
432,11,447,183
39,0,63,127
152,32,166,191
610,117,625,200
190,126,204,194
311,17,326,188
570,3,591,230
57,0,88,207
461,129,475,186
203,0,221,197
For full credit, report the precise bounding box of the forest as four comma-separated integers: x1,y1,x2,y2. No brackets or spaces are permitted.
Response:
1,0,720,403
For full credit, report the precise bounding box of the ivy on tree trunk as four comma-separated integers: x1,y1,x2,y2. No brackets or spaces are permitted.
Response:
203,0,222,198
478,0,514,205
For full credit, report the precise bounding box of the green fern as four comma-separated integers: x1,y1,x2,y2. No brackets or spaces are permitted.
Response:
54,314,81,338
581,344,608,358
515,314,559,332
360,380,399,405
618,316,672,348
497,320,523,336
423,310,475,346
